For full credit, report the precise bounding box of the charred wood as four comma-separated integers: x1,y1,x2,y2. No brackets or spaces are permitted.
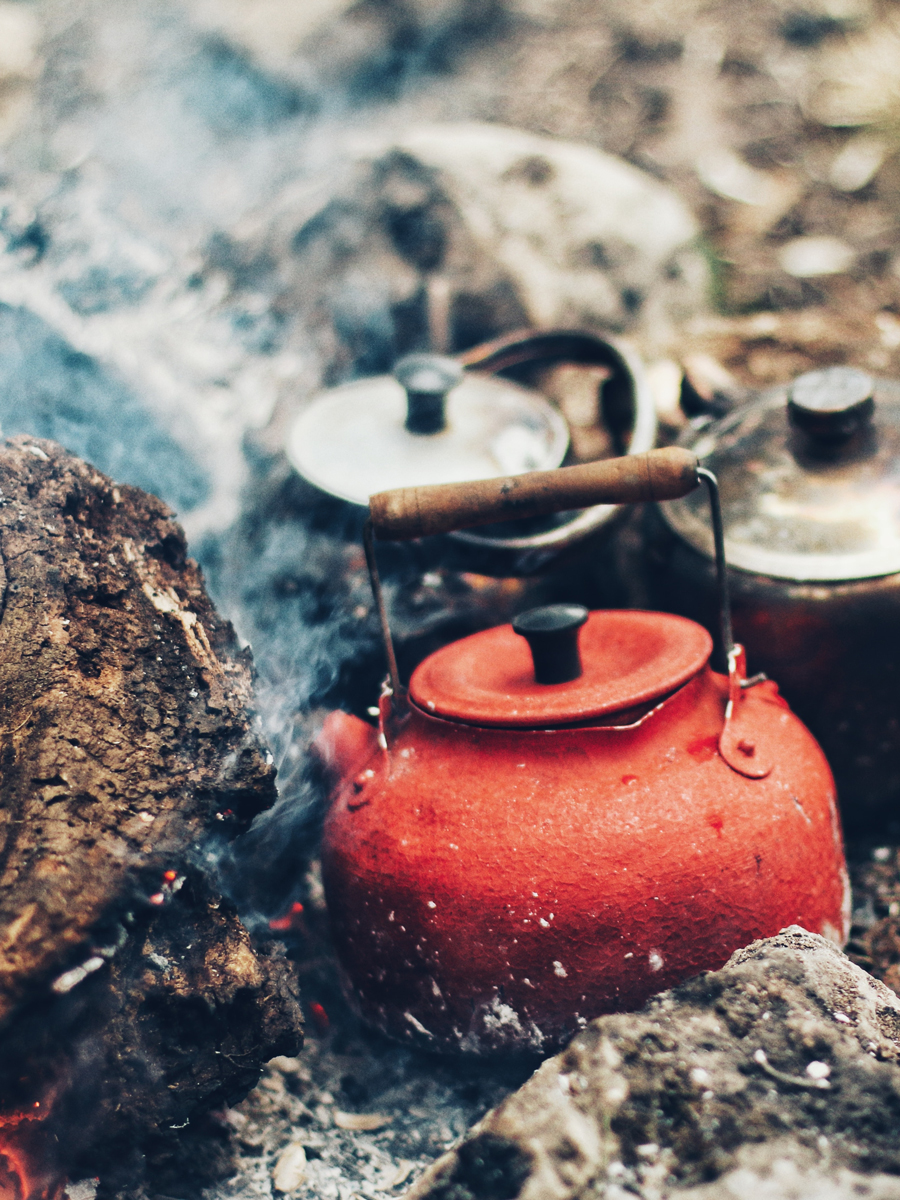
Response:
0,436,301,1184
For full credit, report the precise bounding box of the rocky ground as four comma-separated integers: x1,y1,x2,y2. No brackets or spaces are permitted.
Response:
407,926,900,1200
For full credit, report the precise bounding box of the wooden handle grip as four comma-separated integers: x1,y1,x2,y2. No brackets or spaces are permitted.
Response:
369,446,699,541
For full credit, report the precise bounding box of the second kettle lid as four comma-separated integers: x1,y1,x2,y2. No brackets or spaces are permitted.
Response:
286,364,569,507
409,610,712,727
662,367,900,583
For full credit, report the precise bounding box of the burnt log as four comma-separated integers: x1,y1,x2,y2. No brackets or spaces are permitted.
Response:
0,437,301,1186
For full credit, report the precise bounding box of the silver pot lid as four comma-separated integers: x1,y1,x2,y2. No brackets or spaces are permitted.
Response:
286,353,569,507
661,365,900,582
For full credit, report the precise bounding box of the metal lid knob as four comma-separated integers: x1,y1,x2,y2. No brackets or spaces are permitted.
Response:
788,366,875,442
512,604,589,685
394,353,464,436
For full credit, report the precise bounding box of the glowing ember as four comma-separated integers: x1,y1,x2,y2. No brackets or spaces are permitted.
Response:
308,1002,330,1034
0,1108,65,1200
268,902,304,933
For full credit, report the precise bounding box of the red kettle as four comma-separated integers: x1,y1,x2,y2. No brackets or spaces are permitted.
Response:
318,449,849,1055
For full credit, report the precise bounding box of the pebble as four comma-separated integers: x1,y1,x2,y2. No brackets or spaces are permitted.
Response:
829,136,886,192
272,1143,307,1194
332,1110,392,1132
778,236,856,278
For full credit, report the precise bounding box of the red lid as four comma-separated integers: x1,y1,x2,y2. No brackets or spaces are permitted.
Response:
409,610,712,727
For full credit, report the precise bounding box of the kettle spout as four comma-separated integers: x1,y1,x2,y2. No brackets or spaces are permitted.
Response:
313,710,379,785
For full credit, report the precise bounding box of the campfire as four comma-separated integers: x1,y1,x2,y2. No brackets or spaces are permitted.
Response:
0,1104,64,1200
4,1,900,1198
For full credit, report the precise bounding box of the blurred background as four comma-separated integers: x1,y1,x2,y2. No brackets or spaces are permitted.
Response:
5,4,900,1195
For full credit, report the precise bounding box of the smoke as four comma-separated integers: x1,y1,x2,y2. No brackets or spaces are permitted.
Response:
0,0,529,922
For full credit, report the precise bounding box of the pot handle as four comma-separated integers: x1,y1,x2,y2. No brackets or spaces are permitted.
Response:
364,454,768,777
369,447,698,542
364,450,740,711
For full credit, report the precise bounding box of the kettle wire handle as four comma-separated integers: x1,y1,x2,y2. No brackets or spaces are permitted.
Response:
364,448,739,701
696,467,735,673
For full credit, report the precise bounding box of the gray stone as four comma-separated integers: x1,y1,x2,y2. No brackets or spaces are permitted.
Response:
406,928,900,1200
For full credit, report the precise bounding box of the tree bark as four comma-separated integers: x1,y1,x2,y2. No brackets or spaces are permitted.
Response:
0,436,301,1182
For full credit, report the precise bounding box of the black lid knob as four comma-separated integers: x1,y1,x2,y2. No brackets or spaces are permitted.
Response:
394,353,463,436
512,604,589,685
788,366,874,442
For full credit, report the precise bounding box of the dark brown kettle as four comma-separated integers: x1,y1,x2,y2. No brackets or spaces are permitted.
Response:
646,364,900,834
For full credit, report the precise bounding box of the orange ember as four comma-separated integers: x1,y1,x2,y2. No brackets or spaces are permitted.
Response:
0,1109,65,1200
267,901,304,933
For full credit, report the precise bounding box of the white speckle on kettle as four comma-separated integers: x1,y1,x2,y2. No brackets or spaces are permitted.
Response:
649,950,665,972
624,952,634,959
427,700,435,711
427,901,436,909
553,961,567,978
539,918,549,928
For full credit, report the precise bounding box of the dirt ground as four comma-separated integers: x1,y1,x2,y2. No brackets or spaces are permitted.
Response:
170,0,900,383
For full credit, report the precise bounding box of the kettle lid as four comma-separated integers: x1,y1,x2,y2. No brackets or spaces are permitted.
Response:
662,366,900,582
409,609,712,727
286,353,568,507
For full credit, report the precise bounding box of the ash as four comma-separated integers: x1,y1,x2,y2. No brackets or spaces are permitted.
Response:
199,864,533,1200
211,1025,529,1200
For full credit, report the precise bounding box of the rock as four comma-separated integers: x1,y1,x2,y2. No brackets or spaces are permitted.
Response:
406,928,900,1199
272,1142,307,1193
828,136,887,193
332,1111,393,1132
675,1139,900,1199
777,236,856,279
808,13,900,128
